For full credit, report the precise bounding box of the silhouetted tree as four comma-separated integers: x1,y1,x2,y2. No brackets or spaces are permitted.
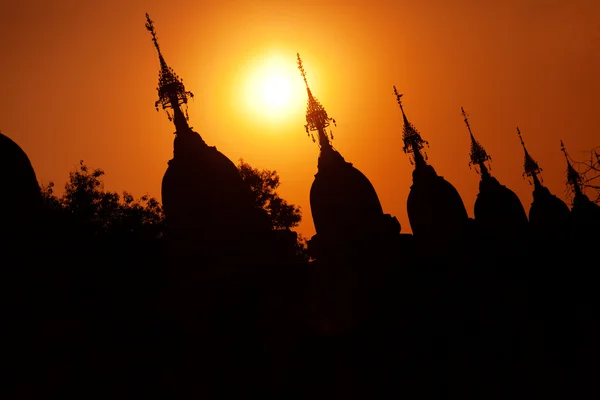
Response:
564,146,600,204
41,160,165,238
238,159,302,230
295,234,311,262
40,181,62,211
576,146,600,204
40,160,308,261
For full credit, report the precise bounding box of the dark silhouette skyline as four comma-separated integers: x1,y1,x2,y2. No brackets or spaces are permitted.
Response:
2,6,600,400
2,1,600,240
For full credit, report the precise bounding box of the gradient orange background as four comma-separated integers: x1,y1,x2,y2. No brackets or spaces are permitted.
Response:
1,0,599,238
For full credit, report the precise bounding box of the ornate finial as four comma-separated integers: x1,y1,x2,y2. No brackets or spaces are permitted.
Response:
393,86,405,115
393,86,428,166
560,140,583,195
145,13,194,134
517,127,543,186
145,13,161,60
461,107,491,176
297,53,336,148
297,53,309,89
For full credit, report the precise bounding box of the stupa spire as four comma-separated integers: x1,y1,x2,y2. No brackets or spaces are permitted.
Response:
296,53,337,148
461,107,491,177
145,13,194,135
297,53,336,148
517,127,543,188
560,140,584,197
393,86,428,166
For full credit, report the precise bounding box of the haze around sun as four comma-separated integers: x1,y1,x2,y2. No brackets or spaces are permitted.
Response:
240,53,306,123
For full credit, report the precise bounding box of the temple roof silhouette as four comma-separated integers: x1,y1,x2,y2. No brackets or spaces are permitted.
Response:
393,87,469,241
145,14,269,246
560,140,600,234
0,131,42,216
460,107,528,238
297,54,398,242
517,127,570,235
0,131,43,257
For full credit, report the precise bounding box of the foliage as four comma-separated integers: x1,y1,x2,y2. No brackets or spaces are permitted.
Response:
41,160,165,238
40,181,62,211
294,234,311,263
237,159,302,231
39,159,308,261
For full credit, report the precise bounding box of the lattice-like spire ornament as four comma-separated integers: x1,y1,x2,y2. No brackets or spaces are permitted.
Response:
145,13,194,134
517,127,543,186
461,107,491,176
297,53,336,148
560,140,583,195
393,86,428,166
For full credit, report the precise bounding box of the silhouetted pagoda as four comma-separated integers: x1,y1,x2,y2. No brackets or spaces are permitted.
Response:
561,140,600,241
517,127,570,237
6,14,600,398
288,55,408,399
145,15,273,269
0,131,43,260
461,108,528,245
0,130,45,398
298,54,401,261
393,87,469,257
145,16,301,399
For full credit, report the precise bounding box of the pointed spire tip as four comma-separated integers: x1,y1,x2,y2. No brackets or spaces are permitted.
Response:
517,127,543,183
145,14,194,134
297,54,335,148
297,53,308,88
393,85,404,110
461,107,490,174
392,88,428,164
560,140,583,194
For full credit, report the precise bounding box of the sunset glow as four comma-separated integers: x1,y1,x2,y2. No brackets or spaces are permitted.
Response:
1,1,599,240
242,54,304,121
260,74,291,109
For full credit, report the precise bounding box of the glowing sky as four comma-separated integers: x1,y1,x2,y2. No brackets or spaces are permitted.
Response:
1,0,599,238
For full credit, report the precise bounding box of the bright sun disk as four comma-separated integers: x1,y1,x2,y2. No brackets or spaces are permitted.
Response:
242,54,303,121
260,75,292,110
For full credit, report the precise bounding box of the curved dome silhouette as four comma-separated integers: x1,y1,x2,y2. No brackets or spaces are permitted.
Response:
407,164,469,239
569,192,600,234
528,185,570,235
310,146,389,238
162,131,269,243
474,175,529,237
0,132,42,218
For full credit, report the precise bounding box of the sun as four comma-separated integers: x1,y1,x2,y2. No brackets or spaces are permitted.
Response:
242,54,304,121
260,74,292,110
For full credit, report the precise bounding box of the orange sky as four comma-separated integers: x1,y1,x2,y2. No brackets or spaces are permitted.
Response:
1,0,599,238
